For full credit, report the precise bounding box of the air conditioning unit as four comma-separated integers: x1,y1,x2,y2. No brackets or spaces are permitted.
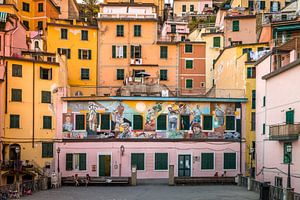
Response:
161,90,169,97
75,91,83,96
135,58,142,65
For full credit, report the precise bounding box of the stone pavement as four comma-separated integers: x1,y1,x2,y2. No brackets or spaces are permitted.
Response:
22,185,259,200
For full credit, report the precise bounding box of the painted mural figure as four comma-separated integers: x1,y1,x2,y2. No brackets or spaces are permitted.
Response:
145,103,162,131
119,123,132,139
87,102,100,134
112,103,125,132
168,105,179,131
215,104,225,126
63,114,73,132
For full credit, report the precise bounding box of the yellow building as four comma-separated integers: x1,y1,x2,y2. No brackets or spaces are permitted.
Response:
214,43,269,176
0,53,66,185
230,0,288,13
46,19,98,88
173,0,212,17
97,3,178,96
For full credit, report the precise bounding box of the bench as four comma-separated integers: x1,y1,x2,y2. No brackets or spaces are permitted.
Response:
62,177,130,186
175,177,236,185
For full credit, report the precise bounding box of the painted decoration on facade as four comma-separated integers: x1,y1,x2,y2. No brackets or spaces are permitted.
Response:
62,101,240,140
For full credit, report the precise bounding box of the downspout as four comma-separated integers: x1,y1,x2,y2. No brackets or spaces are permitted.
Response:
239,102,243,174
32,61,35,148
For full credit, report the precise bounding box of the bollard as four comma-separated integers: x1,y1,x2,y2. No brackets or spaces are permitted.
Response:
283,188,294,200
237,174,242,186
247,177,253,191
131,165,137,186
168,165,175,186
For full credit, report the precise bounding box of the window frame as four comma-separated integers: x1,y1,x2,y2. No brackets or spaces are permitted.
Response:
10,114,20,128
225,115,236,132
57,48,71,59
81,30,89,41
201,152,215,171
12,64,22,77
116,69,125,80
78,49,92,60
160,46,168,59
60,28,68,39
100,113,111,130
157,114,167,131
133,115,143,130
22,2,30,12
43,116,52,129
38,3,44,12
184,44,193,53
232,20,240,32
131,153,145,171
40,67,52,80
134,25,141,37
154,152,169,171
223,152,237,170
202,115,214,131
41,91,51,104
11,88,22,102
185,78,193,89
213,37,221,48
160,69,168,81
80,68,90,80
42,142,53,158
116,25,124,37
75,114,85,130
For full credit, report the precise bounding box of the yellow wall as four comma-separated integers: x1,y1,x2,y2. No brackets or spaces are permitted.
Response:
46,22,98,86
173,0,200,16
231,0,287,13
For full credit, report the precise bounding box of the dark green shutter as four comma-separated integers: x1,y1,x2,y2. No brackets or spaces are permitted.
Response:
160,46,168,58
263,96,266,107
186,60,193,68
88,50,92,59
160,70,167,80
101,114,110,130
252,90,256,109
79,153,86,170
226,116,235,131
43,116,52,129
186,79,193,88
157,115,167,130
155,153,168,170
233,20,239,31
286,110,294,124
42,143,47,158
75,115,85,130
112,45,116,58
130,45,134,58
263,123,265,134
66,154,73,171
133,115,143,130
123,46,127,58
42,143,53,158
201,153,214,170
180,115,190,130
185,44,192,53
10,115,19,128
213,37,221,47
117,69,124,80
78,49,81,59
224,153,236,169
203,115,213,130
99,155,105,176
67,49,71,59
131,153,144,170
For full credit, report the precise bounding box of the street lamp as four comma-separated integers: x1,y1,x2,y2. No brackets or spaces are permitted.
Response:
249,148,255,178
15,146,20,181
56,147,60,174
286,144,292,189
120,145,125,156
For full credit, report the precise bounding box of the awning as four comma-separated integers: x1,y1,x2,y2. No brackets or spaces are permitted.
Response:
0,12,8,22
274,24,300,32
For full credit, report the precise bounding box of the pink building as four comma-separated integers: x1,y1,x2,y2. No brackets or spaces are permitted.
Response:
55,93,247,180
160,20,189,42
255,39,300,193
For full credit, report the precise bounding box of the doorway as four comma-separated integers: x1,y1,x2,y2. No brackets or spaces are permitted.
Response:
178,154,191,177
99,155,111,177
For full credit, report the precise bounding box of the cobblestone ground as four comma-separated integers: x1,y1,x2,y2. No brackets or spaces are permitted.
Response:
22,185,259,200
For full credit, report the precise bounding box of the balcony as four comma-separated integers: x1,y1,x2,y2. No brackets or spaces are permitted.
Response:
97,12,157,19
269,123,300,141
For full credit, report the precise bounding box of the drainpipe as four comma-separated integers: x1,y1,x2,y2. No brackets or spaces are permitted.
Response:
32,61,35,148
239,102,243,175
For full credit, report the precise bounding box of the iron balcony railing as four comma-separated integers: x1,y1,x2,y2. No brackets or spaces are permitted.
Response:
269,123,300,141
97,13,157,19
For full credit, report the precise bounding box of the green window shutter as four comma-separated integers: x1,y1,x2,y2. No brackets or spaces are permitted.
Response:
263,123,266,134
42,143,47,158
10,115,20,128
171,24,176,33
117,69,124,80
251,112,256,131
213,37,221,48
75,115,85,130
12,64,22,77
134,25,141,37
185,44,192,53
201,153,214,170
263,96,266,107
157,115,167,130
101,114,110,130
130,45,134,58
186,79,193,89
232,20,239,31
247,68,252,78
160,46,168,59
42,143,53,158
112,45,116,58
66,154,73,171
133,115,143,130
283,143,292,164
11,89,22,102
41,91,51,103
180,115,190,130
79,153,86,170
123,46,127,58
117,25,124,36
185,60,193,69
160,69,167,81
43,116,52,129
78,49,82,59
88,50,92,59
224,153,236,169
226,116,235,131
131,153,144,170
286,110,294,124
203,115,213,130
252,90,256,109
182,5,186,12
155,153,168,170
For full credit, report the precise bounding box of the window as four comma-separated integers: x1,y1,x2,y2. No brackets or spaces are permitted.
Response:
181,36,185,42
41,91,51,103
42,142,53,158
243,48,252,61
160,46,168,59
203,115,213,131
116,25,124,37
12,64,22,77
40,67,52,80
117,69,124,80
286,110,294,124
131,153,144,170
130,45,142,59
180,115,190,130
155,153,168,170
185,60,193,69
100,114,110,130
57,48,71,59
171,24,176,33
78,49,92,60
81,30,88,41
224,153,236,170
157,114,167,130
270,1,280,12
185,44,192,53
247,67,256,78
160,69,168,81
283,143,292,164
112,45,127,58
232,20,239,32
201,153,214,170
43,116,52,129
226,116,235,131
11,89,22,102
205,4,209,7
263,123,265,134
66,153,86,171
133,115,143,130
275,177,283,187
22,2,30,12
182,5,186,12
263,96,266,107
37,21,43,30
248,0,254,10
252,90,256,109
61,28,68,39
186,79,193,89
259,1,266,9
81,68,90,80
23,20,29,29
134,25,141,37
213,37,221,48
10,115,20,128
190,5,194,12
251,112,256,131
75,115,85,130
38,3,43,12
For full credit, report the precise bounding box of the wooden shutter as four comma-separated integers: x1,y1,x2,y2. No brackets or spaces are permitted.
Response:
223,153,236,169
40,67,43,79
100,114,110,130
78,49,82,59
123,46,127,58
99,155,106,176
286,110,294,124
226,116,235,131
66,154,73,171
130,45,134,58
203,115,213,130
112,45,116,58
75,115,85,130
201,153,214,170
79,153,86,170
180,115,190,130
132,153,144,170
157,115,167,130
88,50,92,59
133,115,143,130
213,37,220,47
155,153,168,170
67,49,71,59
49,68,52,80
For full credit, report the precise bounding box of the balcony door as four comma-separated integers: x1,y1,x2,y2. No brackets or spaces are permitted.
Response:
178,154,191,177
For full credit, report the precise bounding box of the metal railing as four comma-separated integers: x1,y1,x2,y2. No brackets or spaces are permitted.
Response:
294,192,300,200
97,13,157,19
269,123,300,138
269,185,284,200
252,179,261,193
262,12,297,25
241,176,248,187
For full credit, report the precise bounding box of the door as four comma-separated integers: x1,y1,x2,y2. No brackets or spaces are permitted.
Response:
99,155,111,177
178,155,191,177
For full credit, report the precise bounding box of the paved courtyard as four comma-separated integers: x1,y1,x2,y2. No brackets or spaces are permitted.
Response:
22,185,259,200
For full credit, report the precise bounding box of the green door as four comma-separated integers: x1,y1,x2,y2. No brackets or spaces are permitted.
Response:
99,155,111,176
178,155,191,177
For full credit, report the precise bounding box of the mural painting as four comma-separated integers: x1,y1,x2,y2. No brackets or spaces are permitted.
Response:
62,101,241,140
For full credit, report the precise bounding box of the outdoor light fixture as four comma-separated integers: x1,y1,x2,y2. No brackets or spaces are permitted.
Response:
57,147,61,154
286,144,292,189
57,147,61,173
120,145,125,156
286,145,292,153
15,146,20,154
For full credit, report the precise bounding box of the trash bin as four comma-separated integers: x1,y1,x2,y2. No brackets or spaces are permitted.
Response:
260,182,270,200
